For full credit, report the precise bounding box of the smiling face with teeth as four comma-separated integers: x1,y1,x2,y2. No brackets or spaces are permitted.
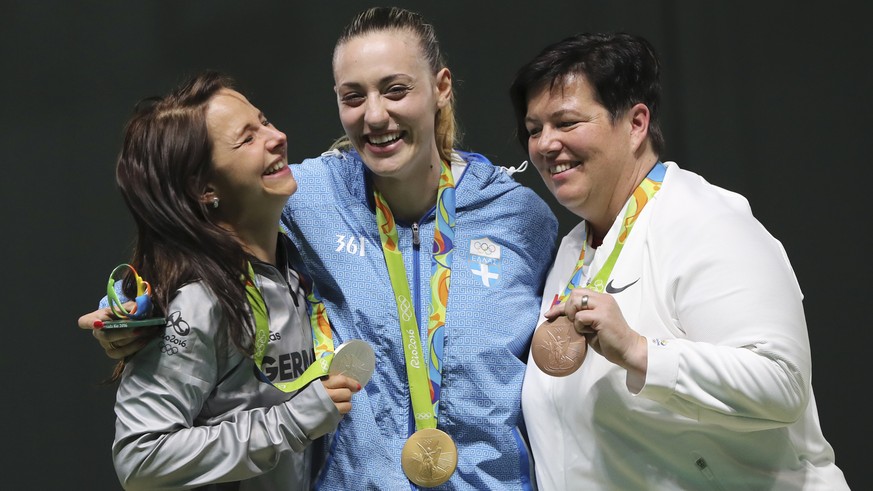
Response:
524,74,651,241
333,29,451,193
204,89,296,225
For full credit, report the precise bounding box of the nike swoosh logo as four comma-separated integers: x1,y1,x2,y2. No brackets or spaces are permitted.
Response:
605,278,639,294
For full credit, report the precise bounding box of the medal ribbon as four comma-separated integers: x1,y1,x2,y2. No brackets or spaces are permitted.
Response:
246,260,336,392
552,162,666,306
375,160,455,431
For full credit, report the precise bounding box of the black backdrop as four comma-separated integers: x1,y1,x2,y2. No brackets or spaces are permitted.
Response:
2,1,869,489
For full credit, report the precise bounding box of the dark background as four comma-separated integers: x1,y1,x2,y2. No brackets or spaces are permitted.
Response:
2,1,869,489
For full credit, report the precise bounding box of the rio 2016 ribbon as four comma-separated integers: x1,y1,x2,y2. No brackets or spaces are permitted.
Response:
375,160,459,487
533,162,666,378
245,261,375,393
552,161,666,305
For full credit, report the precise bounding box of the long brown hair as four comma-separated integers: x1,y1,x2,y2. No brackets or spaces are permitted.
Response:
112,71,258,377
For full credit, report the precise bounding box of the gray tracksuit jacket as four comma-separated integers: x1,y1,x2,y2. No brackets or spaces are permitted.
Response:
111,246,341,490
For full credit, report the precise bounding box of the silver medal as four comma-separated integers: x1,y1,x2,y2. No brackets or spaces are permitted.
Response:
330,339,376,386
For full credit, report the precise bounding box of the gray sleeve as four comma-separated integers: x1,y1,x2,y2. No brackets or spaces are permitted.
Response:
112,284,341,491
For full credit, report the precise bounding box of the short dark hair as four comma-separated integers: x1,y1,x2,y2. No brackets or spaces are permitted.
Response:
509,32,664,155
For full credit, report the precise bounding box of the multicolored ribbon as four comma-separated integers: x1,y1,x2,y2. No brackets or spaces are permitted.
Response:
375,160,455,430
552,162,666,306
246,259,336,392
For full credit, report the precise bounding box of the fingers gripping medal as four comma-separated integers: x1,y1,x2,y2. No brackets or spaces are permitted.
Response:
276,339,375,392
534,163,666,377
246,262,375,392
329,339,375,387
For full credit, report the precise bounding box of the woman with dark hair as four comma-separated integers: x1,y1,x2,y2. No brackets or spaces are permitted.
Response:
103,71,360,490
511,32,848,489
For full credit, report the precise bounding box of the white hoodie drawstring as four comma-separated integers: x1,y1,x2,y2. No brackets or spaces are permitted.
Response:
500,160,529,176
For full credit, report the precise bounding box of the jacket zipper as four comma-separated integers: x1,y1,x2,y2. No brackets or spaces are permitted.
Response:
411,221,422,339
408,221,423,452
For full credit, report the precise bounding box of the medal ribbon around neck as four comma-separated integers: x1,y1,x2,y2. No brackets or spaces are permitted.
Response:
246,260,336,392
552,162,666,306
374,160,455,431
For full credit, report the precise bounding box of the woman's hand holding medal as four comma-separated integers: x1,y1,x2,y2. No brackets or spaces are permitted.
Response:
536,289,648,383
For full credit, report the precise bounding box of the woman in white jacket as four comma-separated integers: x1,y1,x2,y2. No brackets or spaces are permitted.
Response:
511,32,849,490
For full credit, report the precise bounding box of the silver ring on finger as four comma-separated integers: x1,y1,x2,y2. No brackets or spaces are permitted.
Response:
579,294,589,311
108,341,120,350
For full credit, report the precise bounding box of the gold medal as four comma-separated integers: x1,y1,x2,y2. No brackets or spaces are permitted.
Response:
531,315,587,377
401,428,458,487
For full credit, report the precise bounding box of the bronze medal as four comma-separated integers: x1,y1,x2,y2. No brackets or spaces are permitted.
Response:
401,428,458,488
531,315,587,376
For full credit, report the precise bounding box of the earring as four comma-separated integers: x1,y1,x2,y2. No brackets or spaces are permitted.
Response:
212,197,219,209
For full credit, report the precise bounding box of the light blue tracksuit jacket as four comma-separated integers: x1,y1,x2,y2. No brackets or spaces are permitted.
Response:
284,150,557,490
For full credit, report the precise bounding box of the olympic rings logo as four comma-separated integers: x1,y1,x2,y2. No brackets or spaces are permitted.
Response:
398,295,413,322
255,331,268,351
160,343,179,356
472,241,497,255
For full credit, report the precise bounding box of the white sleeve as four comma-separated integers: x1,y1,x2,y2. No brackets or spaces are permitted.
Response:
639,187,811,431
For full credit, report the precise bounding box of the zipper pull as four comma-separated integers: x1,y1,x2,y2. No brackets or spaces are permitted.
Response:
412,222,420,246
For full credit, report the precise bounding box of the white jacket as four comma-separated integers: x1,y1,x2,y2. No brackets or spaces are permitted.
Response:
522,162,848,490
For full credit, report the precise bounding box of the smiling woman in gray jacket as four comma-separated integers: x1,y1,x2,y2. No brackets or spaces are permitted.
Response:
90,71,361,491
